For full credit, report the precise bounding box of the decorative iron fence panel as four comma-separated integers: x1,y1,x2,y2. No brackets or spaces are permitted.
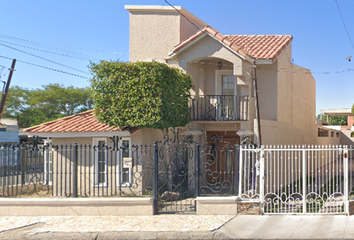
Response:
3,133,352,215
239,145,260,201
241,145,349,215
156,129,197,213
0,142,155,198
199,136,239,196
189,95,249,121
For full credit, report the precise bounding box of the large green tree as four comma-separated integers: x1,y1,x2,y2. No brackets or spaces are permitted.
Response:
2,84,93,128
317,113,348,126
90,61,192,129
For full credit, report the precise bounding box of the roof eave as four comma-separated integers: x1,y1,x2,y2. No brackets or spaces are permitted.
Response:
168,33,208,58
255,59,273,64
168,31,248,61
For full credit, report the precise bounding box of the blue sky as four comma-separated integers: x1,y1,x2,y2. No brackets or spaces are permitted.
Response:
0,0,353,115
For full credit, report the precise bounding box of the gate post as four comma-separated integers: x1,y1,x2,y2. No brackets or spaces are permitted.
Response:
344,146,349,215
259,146,265,214
73,143,78,198
238,145,244,198
153,142,159,214
302,148,307,214
195,143,200,197
234,145,240,195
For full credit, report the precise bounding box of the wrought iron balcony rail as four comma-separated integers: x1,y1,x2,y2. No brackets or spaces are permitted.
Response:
189,95,249,121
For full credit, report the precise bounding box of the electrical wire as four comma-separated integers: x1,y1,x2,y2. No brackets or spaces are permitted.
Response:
0,55,90,80
163,0,201,31
0,42,89,75
0,35,101,60
335,0,354,50
0,39,99,61
0,34,126,55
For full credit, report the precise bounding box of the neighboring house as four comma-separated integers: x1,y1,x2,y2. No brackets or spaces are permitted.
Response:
23,110,164,196
319,108,354,145
24,110,163,147
125,5,317,146
0,118,19,167
0,118,19,144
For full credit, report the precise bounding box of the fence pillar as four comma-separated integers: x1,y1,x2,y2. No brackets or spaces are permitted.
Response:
302,148,307,214
238,145,244,198
259,147,265,214
153,142,159,214
195,143,200,197
234,145,240,195
73,143,78,198
344,146,349,215
21,147,27,185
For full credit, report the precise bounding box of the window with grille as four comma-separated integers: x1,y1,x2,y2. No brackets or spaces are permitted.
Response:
93,138,107,186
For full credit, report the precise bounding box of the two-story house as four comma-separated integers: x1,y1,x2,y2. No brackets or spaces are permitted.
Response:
20,4,318,201
125,5,317,146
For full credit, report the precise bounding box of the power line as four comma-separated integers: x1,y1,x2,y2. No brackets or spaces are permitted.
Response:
0,42,89,75
0,34,126,55
335,0,354,50
163,0,201,31
0,55,90,80
0,39,99,61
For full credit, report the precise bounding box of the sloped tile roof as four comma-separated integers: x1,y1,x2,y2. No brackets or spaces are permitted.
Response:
24,110,134,133
170,26,293,62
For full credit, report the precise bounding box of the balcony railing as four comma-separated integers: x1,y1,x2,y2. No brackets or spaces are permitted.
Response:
189,95,249,121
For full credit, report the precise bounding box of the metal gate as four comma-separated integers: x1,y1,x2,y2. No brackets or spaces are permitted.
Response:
155,129,197,213
154,130,239,213
240,145,350,215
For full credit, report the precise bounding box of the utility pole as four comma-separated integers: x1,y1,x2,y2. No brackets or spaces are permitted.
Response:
0,59,16,120
253,60,262,146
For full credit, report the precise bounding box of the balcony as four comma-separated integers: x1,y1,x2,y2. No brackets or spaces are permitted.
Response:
189,95,249,121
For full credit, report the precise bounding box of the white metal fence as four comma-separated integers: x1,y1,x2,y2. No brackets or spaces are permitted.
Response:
240,145,352,215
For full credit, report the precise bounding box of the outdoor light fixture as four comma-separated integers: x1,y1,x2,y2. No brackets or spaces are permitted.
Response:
237,129,254,145
217,61,223,70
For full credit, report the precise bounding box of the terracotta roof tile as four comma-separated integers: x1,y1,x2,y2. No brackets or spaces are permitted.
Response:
170,26,293,62
23,110,134,134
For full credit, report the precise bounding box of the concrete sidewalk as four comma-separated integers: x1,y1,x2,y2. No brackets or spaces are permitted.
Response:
0,215,233,239
218,215,354,239
0,214,353,239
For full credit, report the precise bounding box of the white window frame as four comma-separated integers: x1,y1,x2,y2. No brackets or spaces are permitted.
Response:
215,70,237,120
93,138,108,187
117,137,132,187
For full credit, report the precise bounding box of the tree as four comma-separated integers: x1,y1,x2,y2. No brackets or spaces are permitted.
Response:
2,84,93,128
316,113,348,126
90,61,192,129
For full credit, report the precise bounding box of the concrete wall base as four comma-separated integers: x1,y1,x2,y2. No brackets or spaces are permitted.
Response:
349,200,354,215
0,198,154,216
196,196,239,215
237,201,260,215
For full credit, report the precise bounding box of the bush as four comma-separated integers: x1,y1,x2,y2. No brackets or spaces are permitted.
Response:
90,61,192,129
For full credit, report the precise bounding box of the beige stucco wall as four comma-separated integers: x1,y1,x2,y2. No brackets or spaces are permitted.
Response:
174,36,245,76
276,45,316,144
255,45,317,145
340,130,354,146
256,63,278,121
131,128,165,146
127,6,205,62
